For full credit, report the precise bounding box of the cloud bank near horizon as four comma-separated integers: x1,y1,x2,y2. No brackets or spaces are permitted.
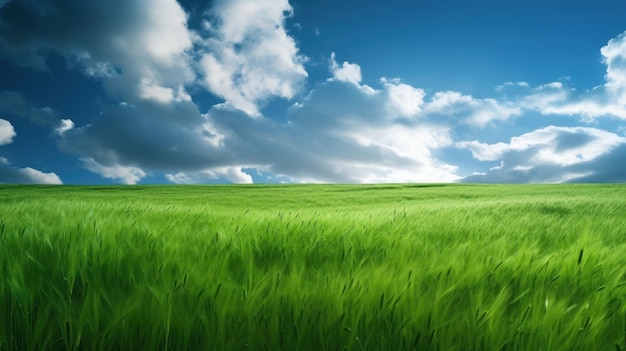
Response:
1,0,626,184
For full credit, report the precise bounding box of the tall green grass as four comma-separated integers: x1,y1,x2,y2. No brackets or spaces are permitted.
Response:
1,184,625,350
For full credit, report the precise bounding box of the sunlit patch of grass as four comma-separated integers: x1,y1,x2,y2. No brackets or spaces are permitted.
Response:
0,184,625,350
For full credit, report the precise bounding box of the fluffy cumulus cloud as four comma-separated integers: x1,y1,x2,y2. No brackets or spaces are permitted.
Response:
0,118,15,145
39,2,457,185
601,32,626,97
458,126,626,183
58,74,460,184
0,0,195,102
198,0,308,115
284,76,458,183
4,0,626,184
381,78,426,118
330,52,362,84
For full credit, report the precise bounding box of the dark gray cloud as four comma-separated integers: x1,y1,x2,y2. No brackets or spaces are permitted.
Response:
553,129,597,152
0,91,61,127
566,144,626,182
57,79,457,183
0,0,145,72
59,100,218,171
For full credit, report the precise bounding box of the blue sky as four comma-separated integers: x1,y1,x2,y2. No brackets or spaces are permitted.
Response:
2,0,626,184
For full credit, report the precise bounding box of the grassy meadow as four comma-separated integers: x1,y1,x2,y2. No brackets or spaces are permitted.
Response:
1,184,626,350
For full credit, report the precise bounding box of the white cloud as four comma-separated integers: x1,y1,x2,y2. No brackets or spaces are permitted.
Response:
518,82,619,121
341,124,458,182
55,119,75,135
283,79,459,182
516,30,626,120
458,126,626,183
0,118,62,184
165,172,193,184
425,91,522,127
204,167,254,184
0,119,15,145
82,157,146,185
459,126,624,165
0,165,62,184
381,78,426,118
137,80,192,104
138,0,193,66
166,167,253,184
0,0,195,104
198,0,307,116
495,81,530,92
138,78,177,104
210,0,292,43
58,76,461,184
195,119,226,148
601,31,626,93
17,168,62,184
9,1,626,185
199,53,259,115
329,53,362,84
0,0,461,184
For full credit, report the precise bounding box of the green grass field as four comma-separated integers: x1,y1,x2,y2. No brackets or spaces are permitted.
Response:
1,184,625,350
